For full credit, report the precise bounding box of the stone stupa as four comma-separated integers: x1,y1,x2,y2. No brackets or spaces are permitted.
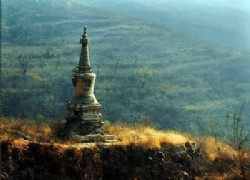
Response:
64,26,114,142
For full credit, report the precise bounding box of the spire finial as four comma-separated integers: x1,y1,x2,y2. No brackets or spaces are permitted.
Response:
84,26,87,35
80,26,89,45
79,26,91,72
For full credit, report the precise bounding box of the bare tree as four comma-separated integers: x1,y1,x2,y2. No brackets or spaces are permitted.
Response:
16,54,33,76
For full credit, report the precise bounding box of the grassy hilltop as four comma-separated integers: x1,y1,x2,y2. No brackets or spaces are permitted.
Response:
0,117,249,179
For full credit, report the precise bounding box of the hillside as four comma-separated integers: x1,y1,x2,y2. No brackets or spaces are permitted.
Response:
1,0,250,139
0,117,249,179
86,0,250,50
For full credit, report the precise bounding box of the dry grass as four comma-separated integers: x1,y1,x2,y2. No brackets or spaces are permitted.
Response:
1,116,248,162
0,117,193,150
105,122,191,148
1,117,249,179
195,136,249,162
11,138,30,149
0,116,56,142
0,117,98,150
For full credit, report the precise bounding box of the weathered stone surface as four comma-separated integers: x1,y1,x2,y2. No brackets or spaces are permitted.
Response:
72,134,116,142
63,27,113,141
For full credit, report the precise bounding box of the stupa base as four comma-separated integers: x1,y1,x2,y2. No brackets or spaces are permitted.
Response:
63,118,104,136
71,134,117,142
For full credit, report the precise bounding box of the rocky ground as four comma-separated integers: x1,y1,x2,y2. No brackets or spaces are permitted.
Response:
0,118,249,179
0,139,248,180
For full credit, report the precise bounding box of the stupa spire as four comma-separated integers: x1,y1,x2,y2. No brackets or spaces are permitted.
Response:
63,26,115,142
79,26,91,72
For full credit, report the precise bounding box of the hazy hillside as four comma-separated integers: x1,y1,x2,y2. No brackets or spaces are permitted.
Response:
1,0,250,141
86,0,250,50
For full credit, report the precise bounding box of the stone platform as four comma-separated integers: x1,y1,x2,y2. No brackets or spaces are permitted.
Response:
71,134,117,143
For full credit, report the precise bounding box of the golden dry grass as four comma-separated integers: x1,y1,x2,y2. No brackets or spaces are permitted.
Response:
195,136,249,162
12,138,30,149
0,117,191,148
105,122,192,148
1,116,248,162
0,116,56,142
1,117,249,179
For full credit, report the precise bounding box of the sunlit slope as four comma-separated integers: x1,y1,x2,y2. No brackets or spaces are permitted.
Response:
1,117,249,179
1,0,250,134
0,117,238,157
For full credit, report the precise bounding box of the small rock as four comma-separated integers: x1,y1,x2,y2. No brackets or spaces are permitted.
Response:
15,131,32,140
182,171,189,177
0,172,9,179
148,157,153,160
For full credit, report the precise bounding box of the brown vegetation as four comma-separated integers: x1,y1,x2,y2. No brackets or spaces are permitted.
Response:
105,122,192,148
0,117,249,179
0,117,57,142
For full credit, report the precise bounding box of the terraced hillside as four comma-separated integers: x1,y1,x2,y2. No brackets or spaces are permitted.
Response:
1,0,250,139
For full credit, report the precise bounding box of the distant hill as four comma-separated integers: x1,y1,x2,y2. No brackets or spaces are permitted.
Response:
1,0,250,138
86,0,250,50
